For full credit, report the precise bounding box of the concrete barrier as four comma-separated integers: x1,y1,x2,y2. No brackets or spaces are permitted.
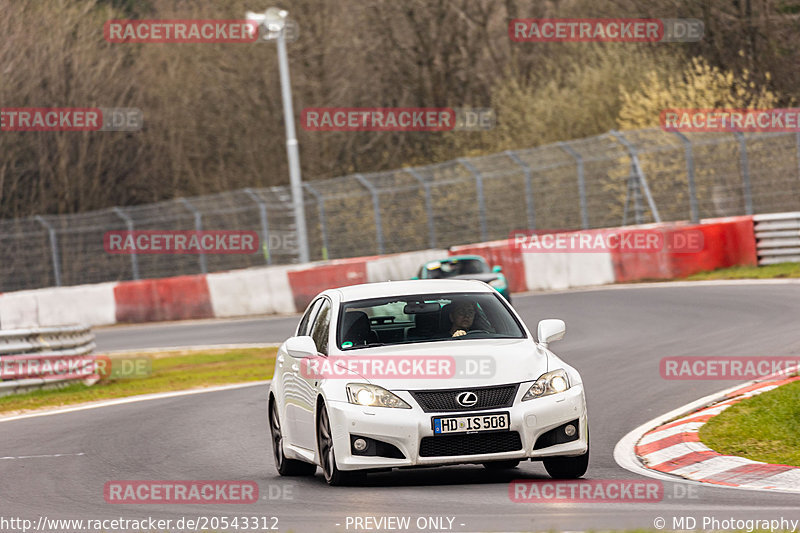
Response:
366,249,448,282
449,240,527,293
611,218,757,282
0,216,760,328
207,265,296,318
115,275,212,323
0,291,39,329
36,283,117,327
287,259,368,311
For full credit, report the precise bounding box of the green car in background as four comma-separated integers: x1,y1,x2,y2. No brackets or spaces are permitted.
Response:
414,255,511,304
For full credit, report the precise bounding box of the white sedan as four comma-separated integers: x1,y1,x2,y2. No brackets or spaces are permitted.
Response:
268,279,588,485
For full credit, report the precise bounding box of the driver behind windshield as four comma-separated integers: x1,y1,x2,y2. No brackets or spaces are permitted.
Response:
448,299,494,337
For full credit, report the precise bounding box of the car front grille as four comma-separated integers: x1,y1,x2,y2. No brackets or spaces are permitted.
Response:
409,384,519,412
419,431,522,457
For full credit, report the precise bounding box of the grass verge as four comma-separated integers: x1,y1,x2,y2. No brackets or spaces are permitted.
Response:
699,380,800,467
0,347,276,415
686,262,800,280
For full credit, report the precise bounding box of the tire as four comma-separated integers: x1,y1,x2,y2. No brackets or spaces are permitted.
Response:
543,440,589,479
483,459,520,470
316,402,366,486
269,399,316,476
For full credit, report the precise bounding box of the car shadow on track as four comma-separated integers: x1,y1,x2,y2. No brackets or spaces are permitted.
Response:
266,462,562,488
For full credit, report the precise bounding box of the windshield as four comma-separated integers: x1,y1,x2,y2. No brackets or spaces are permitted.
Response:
422,259,488,279
336,292,525,350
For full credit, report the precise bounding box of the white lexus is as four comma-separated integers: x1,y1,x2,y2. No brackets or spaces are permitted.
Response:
268,279,588,485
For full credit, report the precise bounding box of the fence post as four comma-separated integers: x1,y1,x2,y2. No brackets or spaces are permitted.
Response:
458,158,488,241
179,198,207,274
405,167,437,248
243,188,272,265
671,132,699,224
303,183,329,261
558,142,589,229
354,174,385,255
35,216,62,287
504,151,536,229
112,207,140,279
610,130,662,223
734,132,754,215
796,131,800,183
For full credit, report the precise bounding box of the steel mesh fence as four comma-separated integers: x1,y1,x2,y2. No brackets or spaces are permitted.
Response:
3,127,800,292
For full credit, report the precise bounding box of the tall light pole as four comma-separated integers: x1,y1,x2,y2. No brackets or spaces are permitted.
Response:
246,7,310,264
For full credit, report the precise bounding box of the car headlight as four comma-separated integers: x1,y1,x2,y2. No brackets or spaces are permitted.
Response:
521,369,570,401
346,383,411,409
488,278,505,289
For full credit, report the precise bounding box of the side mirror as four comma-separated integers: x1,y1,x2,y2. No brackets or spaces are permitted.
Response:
537,319,565,348
492,265,502,273
285,336,318,358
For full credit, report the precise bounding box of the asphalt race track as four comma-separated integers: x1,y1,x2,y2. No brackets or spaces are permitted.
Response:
3,282,800,532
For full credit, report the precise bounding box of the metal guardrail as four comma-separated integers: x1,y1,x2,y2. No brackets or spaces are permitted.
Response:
0,324,96,396
753,212,800,265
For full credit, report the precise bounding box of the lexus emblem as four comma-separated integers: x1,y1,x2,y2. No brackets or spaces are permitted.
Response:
456,391,478,407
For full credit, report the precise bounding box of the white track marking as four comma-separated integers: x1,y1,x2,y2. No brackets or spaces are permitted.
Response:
0,452,86,460
638,422,705,446
0,381,270,424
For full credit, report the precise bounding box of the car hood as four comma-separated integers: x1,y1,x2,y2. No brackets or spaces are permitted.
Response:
328,338,547,390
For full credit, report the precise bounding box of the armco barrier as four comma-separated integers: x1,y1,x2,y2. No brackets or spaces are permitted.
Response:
114,274,213,323
753,211,800,265
0,324,96,396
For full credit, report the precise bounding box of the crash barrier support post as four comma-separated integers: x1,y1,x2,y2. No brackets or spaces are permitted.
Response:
179,198,207,274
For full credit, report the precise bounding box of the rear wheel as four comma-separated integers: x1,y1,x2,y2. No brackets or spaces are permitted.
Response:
483,459,520,470
317,403,365,486
269,399,316,476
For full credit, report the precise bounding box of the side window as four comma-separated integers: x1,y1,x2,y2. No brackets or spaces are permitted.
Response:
309,299,332,354
297,299,322,337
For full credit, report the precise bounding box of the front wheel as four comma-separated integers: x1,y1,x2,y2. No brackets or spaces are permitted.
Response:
483,459,520,470
543,442,589,479
269,399,316,476
317,402,365,486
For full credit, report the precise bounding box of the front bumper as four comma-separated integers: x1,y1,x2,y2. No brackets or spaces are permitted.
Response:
326,383,587,471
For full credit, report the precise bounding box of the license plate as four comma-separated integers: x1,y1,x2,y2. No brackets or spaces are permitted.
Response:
432,412,510,435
